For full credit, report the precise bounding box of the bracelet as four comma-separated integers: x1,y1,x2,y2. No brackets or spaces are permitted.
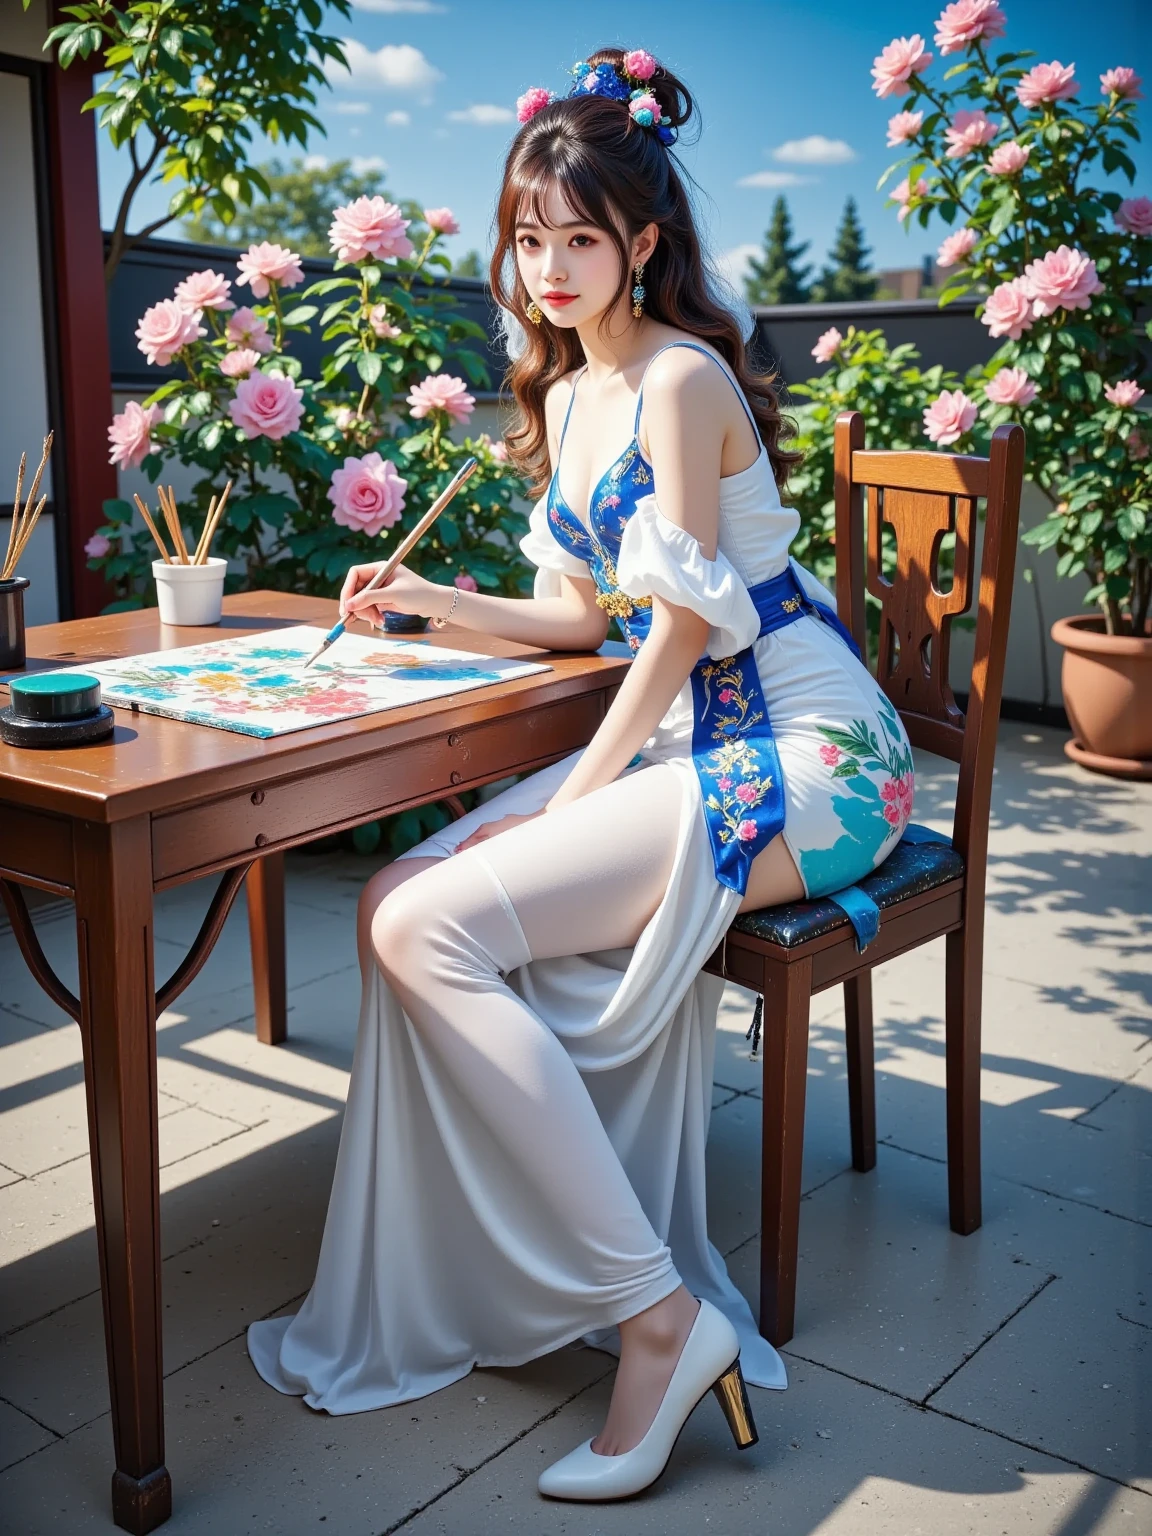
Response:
430,584,461,629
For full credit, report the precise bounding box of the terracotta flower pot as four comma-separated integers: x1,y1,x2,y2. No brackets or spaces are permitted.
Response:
1051,613,1152,780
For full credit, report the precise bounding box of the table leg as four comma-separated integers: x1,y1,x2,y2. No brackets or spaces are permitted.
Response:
74,818,171,1534
246,852,287,1045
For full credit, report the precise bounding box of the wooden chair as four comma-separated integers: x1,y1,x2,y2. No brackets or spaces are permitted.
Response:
703,410,1026,1346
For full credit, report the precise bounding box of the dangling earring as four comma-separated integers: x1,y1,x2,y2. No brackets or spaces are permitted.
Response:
526,299,544,325
631,262,646,319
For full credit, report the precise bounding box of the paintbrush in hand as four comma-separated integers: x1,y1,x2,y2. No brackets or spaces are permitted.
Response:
300,456,479,671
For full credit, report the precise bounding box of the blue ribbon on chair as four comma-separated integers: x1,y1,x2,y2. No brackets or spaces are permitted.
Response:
823,822,954,953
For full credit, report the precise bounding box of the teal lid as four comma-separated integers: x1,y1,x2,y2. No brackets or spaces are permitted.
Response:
9,672,102,721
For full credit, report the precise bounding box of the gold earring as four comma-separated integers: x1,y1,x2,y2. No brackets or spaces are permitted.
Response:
526,299,544,325
631,262,646,319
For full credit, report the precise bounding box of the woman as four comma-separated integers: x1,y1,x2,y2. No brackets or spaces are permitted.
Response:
248,46,914,1501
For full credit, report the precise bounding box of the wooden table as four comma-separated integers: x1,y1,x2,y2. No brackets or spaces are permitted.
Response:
0,592,628,1534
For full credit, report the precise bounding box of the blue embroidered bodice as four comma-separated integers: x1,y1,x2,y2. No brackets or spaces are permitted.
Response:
545,341,763,650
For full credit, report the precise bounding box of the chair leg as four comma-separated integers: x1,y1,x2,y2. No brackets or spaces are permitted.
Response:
758,955,812,1348
843,971,877,1173
945,924,982,1234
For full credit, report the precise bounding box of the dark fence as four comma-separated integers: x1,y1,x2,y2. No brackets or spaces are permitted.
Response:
108,236,1001,402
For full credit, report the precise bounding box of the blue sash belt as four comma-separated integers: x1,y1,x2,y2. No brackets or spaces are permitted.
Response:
622,564,860,896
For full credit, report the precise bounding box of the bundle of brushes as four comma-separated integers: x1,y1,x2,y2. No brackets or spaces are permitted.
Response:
2,432,53,581
134,480,233,566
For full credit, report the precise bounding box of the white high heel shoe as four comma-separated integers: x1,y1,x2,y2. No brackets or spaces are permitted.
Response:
537,1298,758,1501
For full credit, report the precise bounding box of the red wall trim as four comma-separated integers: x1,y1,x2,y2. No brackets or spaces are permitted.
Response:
45,46,115,618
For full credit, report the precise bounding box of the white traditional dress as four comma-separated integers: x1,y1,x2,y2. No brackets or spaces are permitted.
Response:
248,341,914,1410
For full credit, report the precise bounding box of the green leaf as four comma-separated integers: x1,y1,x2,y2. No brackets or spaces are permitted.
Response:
102,498,135,525
281,304,319,325
355,351,383,385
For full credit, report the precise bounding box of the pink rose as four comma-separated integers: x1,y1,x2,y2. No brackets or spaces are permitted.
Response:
236,242,304,298
735,782,759,805
516,86,552,124
107,400,162,468
985,367,1037,407
1016,62,1078,110
871,35,934,98
135,299,205,366
174,268,234,313
735,819,758,842
228,372,305,441
406,373,475,425
368,304,402,340
85,532,112,559
453,572,479,591
327,451,407,536
886,110,924,146
880,779,899,802
884,803,902,826
819,743,842,766
1100,67,1142,99
225,307,274,354
934,0,1006,55
423,206,459,235
717,776,733,791
1105,380,1145,408
812,326,844,364
219,348,262,379
329,196,415,263
937,227,978,268
1021,245,1103,316
923,388,978,446
718,687,735,703
629,92,661,121
893,175,930,221
988,140,1031,175
623,49,657,81
1128,429,1151,461
944,109,998,158
1116,197,1152,236
488,439,509,463
981,277,1035,339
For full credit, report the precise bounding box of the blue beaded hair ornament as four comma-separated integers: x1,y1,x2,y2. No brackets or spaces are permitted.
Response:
515,48,677,146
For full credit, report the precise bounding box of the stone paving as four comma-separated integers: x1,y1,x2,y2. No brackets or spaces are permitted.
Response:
1,722,1148,1534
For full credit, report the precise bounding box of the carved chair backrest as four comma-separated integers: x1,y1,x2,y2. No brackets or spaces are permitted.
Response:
832,411,1025,879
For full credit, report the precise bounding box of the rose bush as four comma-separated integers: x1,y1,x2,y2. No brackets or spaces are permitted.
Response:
89,200,530,613
867,2,1150,634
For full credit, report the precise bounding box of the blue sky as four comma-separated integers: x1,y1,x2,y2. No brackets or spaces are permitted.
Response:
98,0,1151,284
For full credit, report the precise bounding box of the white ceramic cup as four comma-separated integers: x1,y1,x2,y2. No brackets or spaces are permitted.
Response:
153,558,227,626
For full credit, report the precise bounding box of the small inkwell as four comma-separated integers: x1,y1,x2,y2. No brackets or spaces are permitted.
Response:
0,672,114,749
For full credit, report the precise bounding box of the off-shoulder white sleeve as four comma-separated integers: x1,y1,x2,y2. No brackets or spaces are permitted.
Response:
615,493,761,659
518,499,591,598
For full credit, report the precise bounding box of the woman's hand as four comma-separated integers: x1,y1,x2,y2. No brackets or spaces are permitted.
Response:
452,810,544,853
339,561,449,627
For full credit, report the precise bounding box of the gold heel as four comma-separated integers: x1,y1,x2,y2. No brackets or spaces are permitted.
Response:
712,1360,758,1449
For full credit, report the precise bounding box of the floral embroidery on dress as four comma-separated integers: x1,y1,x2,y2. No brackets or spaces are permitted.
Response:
815,693,915,836
696,656,766,741
699,738,774,848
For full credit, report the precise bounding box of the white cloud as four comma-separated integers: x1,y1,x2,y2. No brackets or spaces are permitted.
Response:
771,135,857,166
332,100,372,115
352,0,446,11
330,39,445,96
351,155,388,174
736,170,816,189
303,153,330,171
716,243,760,290
446,103,515,125
386,110,411,126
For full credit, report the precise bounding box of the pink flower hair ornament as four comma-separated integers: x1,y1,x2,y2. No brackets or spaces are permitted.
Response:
516,51,676,144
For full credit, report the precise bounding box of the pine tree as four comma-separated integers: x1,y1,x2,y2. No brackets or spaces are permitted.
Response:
744,197,812,306
810,197,877,304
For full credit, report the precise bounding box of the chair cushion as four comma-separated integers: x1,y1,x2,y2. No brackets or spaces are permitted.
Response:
730,838,966,949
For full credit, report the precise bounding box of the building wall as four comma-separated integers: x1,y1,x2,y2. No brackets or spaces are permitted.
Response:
1,2,58,625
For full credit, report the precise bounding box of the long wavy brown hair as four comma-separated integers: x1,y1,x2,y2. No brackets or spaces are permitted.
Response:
489,46,800,502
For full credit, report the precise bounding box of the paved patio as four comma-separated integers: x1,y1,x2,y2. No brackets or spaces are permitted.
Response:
1,721,1149,1534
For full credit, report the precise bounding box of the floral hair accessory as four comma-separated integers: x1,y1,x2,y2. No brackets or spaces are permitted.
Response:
515,51,676,144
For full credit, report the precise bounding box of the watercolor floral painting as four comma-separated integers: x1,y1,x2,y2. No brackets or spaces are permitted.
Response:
54,628,551,739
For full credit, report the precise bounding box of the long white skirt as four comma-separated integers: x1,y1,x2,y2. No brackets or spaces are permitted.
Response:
247,747,789,1411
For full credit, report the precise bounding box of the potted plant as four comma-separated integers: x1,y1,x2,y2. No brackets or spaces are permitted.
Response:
868,4,1150,774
